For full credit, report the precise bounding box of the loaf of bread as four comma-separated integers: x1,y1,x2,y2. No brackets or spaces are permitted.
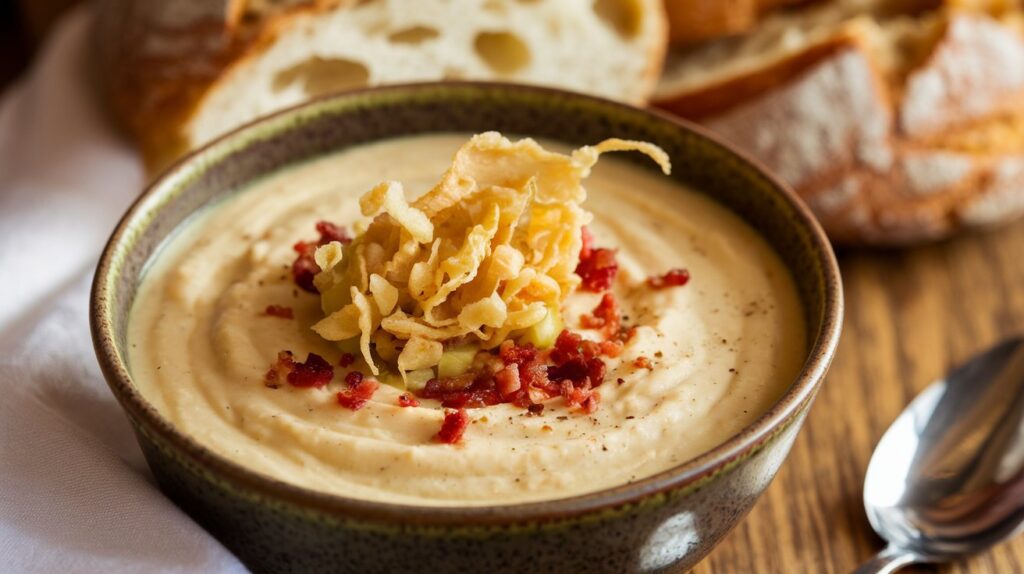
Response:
94,0,667,173
655,0,1024,244
663,0,820,45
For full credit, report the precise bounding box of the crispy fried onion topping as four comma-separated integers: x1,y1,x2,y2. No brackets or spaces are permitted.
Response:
310,132,670,377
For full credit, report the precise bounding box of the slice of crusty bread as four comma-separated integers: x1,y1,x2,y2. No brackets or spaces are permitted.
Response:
654,0,1024,244
189,0,666,149
95,0,667,173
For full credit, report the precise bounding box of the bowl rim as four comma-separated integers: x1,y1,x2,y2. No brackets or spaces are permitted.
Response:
91,81,843,526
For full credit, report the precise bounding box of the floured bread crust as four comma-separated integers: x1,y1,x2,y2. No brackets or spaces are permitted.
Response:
655,2,1024,244
663,0,821,45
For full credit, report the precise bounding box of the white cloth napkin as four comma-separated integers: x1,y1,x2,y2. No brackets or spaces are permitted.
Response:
0,7,245,573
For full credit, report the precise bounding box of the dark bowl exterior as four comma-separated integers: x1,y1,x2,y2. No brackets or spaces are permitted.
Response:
91,83,842,573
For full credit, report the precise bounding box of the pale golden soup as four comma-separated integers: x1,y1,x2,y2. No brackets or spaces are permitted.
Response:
128,134,806,506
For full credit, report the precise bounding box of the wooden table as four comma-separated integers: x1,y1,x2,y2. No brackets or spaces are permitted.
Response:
696,218,1024,573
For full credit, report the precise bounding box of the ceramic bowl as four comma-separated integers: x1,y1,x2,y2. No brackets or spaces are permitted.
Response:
91,82,842,573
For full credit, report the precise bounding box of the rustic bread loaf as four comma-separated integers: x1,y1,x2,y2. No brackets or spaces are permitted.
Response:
94,0,667,173
654,0,1024,244
663,0,820,45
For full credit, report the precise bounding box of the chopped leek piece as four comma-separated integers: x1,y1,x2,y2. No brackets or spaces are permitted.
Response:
518,307,563,349
438,345,478,378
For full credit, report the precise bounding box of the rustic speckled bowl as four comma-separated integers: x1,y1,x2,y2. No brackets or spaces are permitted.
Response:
91,83,842,573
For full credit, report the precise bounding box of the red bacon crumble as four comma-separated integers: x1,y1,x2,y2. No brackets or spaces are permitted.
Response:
291,221,352,293
344,370,364,387
633,356,653,370
494,366,522,397
315,221,352,245
576,248,619,292
647,268,691,289
263,305,294,319
580,293,621,341
499,341,537,366
421,375,503,409
336,372,379,410
560,379,592,409
338,353,356,368
291,242,321,293
287,353,335,388
575,226,618,292
600,339,624,358
397,393,420,408
435,409,469,444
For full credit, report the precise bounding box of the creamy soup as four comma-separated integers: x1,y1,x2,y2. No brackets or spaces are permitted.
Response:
128,134,806,506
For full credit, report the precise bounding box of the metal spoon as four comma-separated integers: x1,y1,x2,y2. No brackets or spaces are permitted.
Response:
855,336,1024,573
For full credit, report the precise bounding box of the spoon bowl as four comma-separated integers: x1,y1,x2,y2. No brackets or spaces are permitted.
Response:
857,337,1024,573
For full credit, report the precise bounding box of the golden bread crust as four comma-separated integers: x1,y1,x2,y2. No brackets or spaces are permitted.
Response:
654,7,1024,244
663,0,816,45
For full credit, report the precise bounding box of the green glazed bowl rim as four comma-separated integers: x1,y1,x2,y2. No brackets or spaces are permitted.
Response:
91,81,843,527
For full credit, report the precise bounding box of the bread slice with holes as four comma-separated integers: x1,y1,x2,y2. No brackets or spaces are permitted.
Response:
653,0,1024,244
94,0,667,173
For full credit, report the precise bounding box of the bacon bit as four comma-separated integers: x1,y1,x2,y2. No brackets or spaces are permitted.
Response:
633,356,653,370
599,339,624,358
495,366,522,397
286,352,334,388
397,393,420,408
263,305,294,319
547,329,610,412
337,378,379,410
344,370,364,387
436,409,469,444
582,391,601,415
580,293,621,340
264,350,295,388
580,313,603,330
576,248,618,292
315,221,352,245
587,358,607,385
560,378,593,409
420,372,502,409
499,340,537,366
551,329,583,363
647,268,690,289
291,221,352,293
291,242,321,293
338,353,356,368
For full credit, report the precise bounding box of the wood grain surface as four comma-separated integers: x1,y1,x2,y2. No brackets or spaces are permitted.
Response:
695,218,1024,573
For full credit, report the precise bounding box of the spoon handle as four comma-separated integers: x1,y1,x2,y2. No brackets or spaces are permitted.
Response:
851,545,919,574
